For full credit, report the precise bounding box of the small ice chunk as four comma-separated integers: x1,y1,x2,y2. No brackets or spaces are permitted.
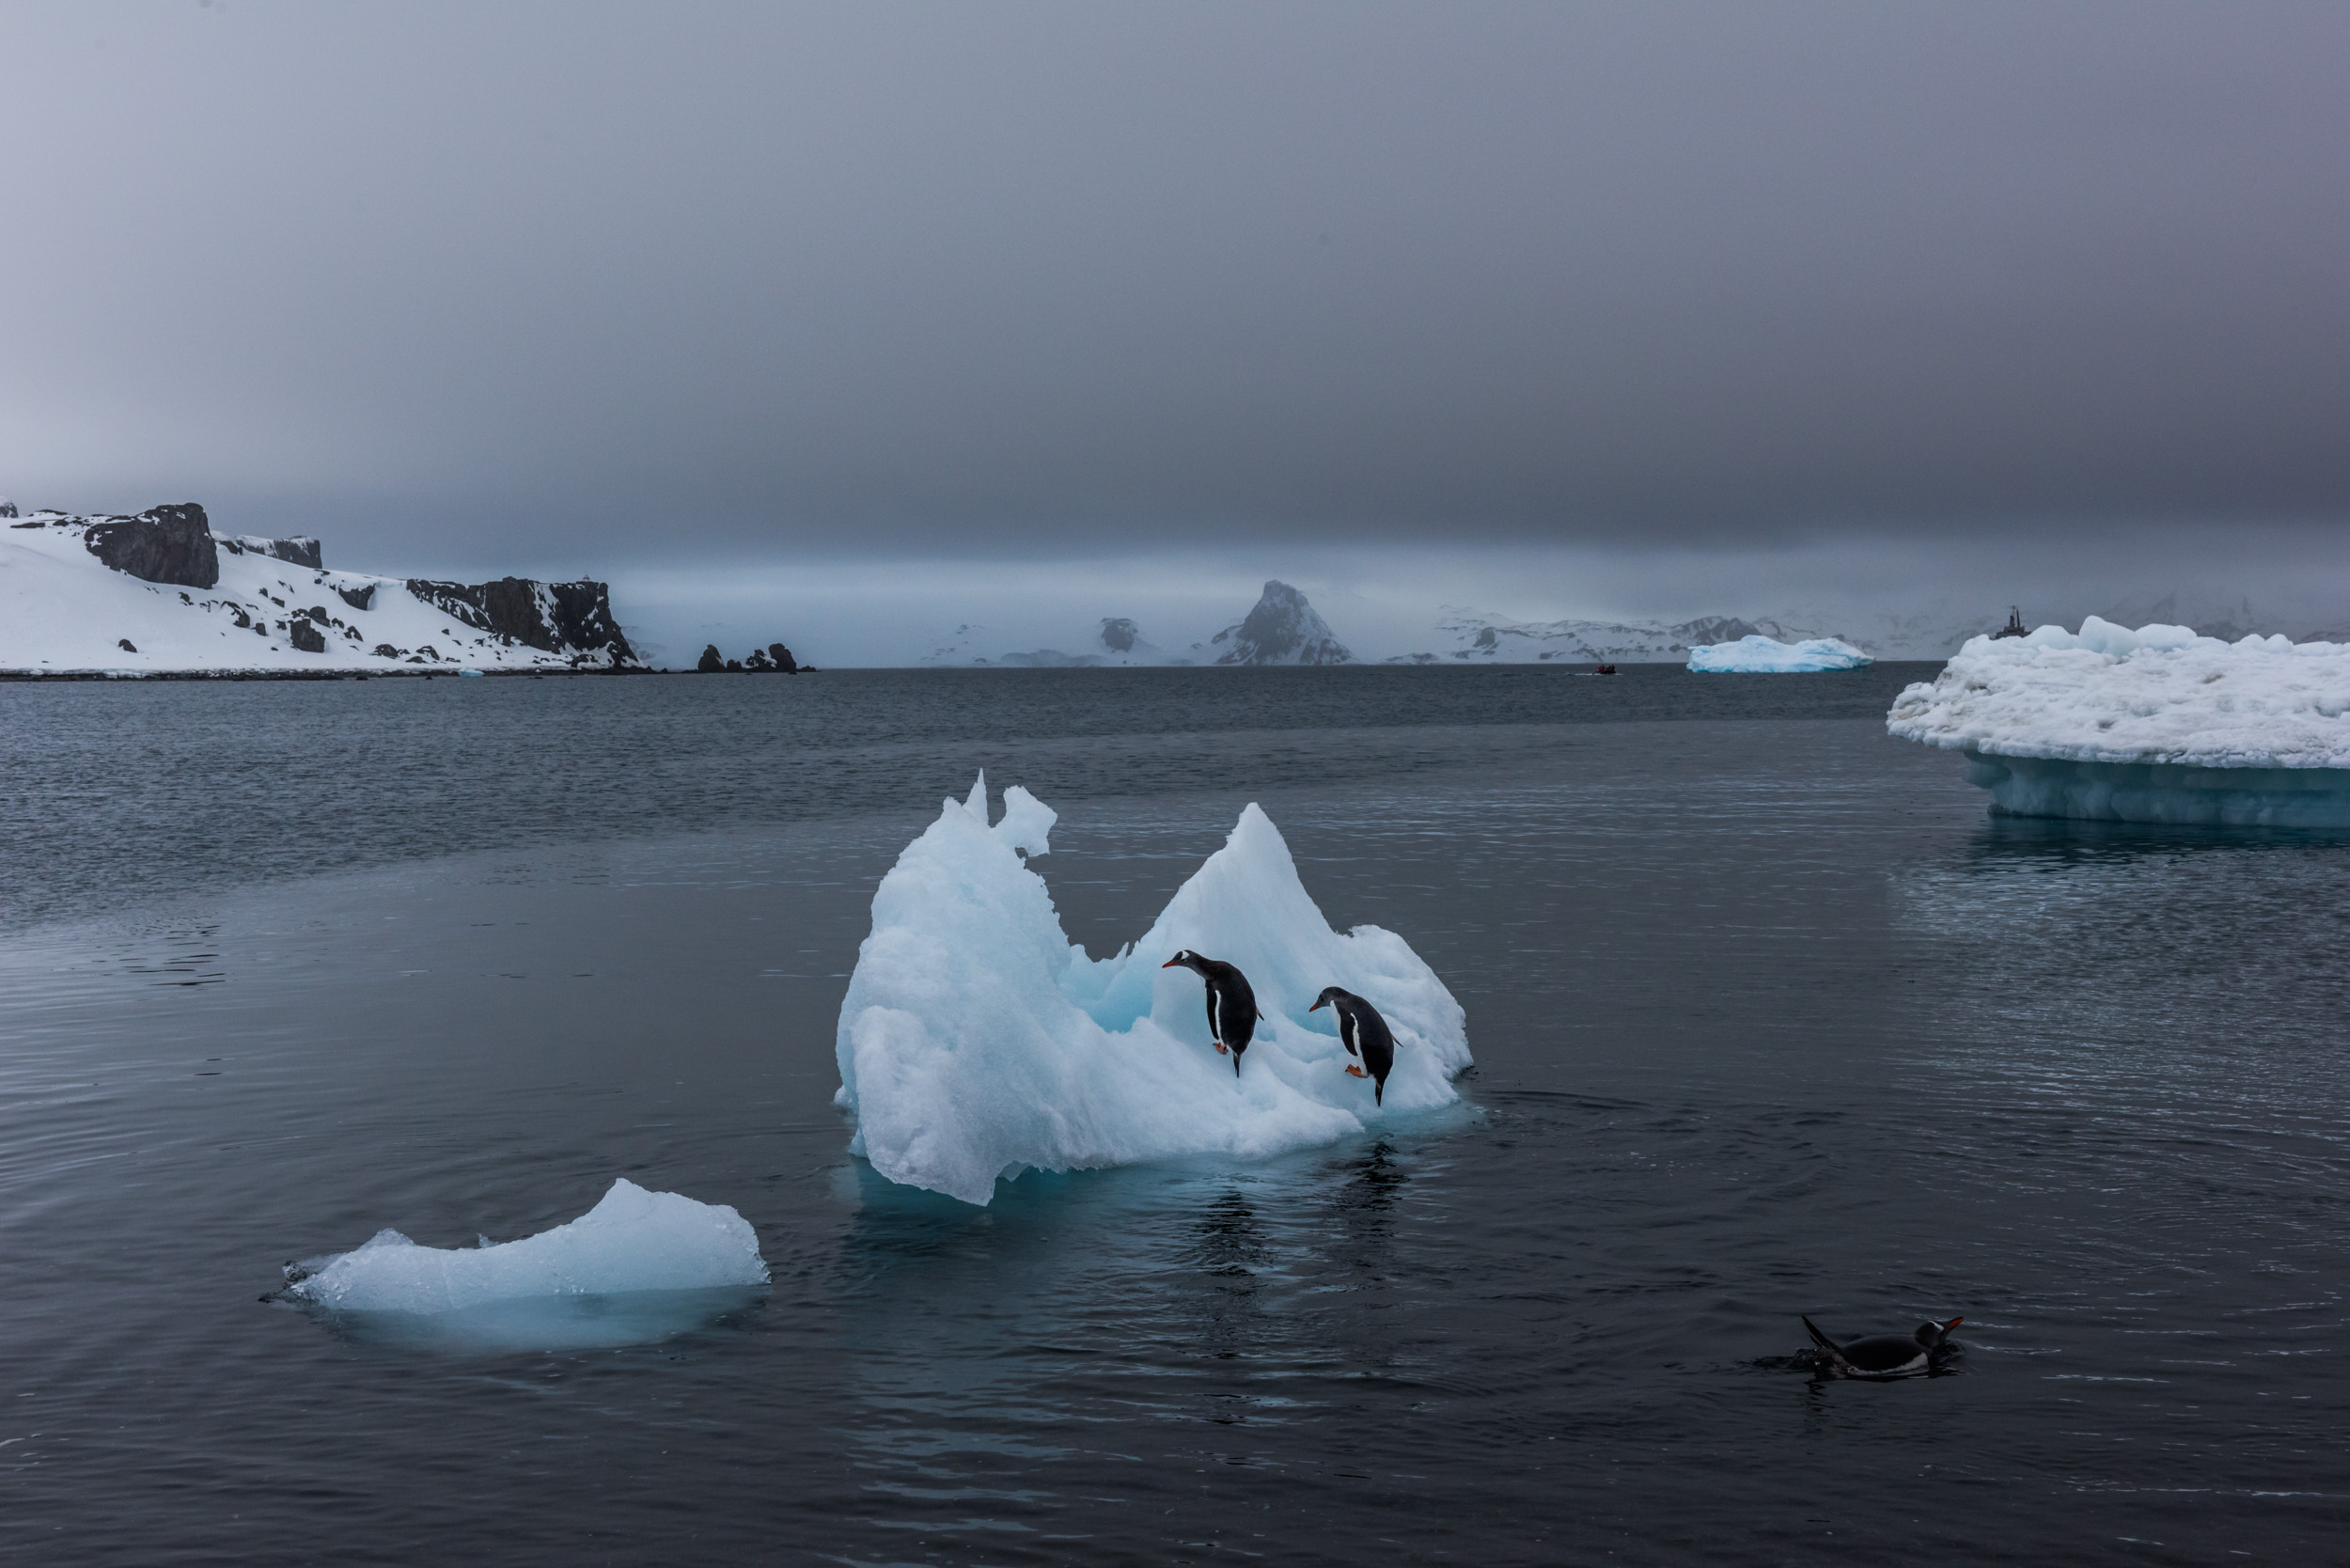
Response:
1687,635,1873,672
285,1178,768,1314
835,778,1472,1205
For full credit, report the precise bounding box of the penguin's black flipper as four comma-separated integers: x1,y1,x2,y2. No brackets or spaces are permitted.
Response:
1801,1315,1841,1356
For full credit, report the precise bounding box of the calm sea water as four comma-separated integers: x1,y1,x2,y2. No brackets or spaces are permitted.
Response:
3,667,2344,1565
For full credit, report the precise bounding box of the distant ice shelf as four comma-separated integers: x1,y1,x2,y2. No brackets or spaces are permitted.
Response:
1888,618,2350,826
834,775,1472,1205
1686,635,1873,673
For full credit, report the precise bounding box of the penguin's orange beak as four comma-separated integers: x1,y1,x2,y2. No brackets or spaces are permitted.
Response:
1943,1316,1965,1330
1161,958,1181,968
1308,997,1325,1011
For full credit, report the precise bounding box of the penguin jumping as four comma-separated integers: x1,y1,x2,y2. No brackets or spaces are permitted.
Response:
1163,951,1260,1077
1310,986,1396,1105
1801,1314,1964,1379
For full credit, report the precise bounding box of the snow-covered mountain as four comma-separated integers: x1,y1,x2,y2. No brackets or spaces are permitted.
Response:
919,583,1354,667
1400,604,2044,664
1,502,644,674
1202,580,1352,666
922,617,1188,666
1394,606,1794,664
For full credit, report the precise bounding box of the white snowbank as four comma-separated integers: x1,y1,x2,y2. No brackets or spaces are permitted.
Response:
835,776,1471,1204
286,1179,768,1314
1687,635,1873,673
1888,618,2350,825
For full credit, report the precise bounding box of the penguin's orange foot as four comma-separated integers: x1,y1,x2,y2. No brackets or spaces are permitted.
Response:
1344,1064,1367,1078
1214,1042,1229,1054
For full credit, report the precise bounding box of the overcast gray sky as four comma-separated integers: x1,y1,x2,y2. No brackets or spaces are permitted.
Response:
3,2,2345,657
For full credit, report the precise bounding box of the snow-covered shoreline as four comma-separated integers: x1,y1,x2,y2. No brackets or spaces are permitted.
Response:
2,503,643,676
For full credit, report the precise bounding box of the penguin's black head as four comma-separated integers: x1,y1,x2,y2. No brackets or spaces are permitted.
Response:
1309,986,1349,1012
1916,1316,1964,1346
1163,950,1199,971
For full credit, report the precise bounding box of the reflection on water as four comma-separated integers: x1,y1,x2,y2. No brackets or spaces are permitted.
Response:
6,704,2350,1563
277,1286,771,1354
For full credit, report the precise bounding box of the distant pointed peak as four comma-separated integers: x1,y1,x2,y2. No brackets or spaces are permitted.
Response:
1214,580,1352,666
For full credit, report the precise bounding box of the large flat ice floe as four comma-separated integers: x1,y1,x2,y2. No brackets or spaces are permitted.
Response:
286,1179,768,1316
1888,618,2350,825
1687,635,1873,673
835,777,1471,1204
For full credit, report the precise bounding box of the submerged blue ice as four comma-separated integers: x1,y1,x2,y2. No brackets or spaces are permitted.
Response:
1963,754,2350,828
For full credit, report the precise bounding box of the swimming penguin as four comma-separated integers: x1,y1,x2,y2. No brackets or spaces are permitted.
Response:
1310,986,1396,1105
1162,950,1260,1076
1801,1314,1965,1379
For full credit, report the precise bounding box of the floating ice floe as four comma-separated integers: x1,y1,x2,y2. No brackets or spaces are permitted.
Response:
1888,618,2350,825
1686,635,1873,673
284,1178,768,1330
835,776,1471,1205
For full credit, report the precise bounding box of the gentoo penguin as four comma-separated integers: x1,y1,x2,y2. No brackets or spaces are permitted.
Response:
1801,1314,1964,1379
1310,986,1396,1105
1162,950,1260,1076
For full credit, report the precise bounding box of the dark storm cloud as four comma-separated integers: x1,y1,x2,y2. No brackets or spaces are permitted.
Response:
2,1,2345,562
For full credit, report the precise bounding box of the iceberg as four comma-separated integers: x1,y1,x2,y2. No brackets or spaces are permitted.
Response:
285,1178,769,1316
1686,635,1873,672
1888,618,2350,825
835,776,1470,1205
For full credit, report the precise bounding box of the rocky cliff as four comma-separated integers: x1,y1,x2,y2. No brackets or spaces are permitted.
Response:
407,577,639,665
80,503,222,588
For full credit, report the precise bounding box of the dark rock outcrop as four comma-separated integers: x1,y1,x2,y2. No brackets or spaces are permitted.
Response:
83,504,220,589
289,618,327,653
118,638,137,652
703,642,803,673
219,534,324,569
0,498,16,518
405,576,641,666
1099,618,1140,653
337,583,375,611
1210,581,1352,666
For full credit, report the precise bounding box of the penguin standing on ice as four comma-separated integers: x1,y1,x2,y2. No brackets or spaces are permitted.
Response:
1163,950,1259,1076
1311,986,1396,1105
1801,1314,1965,1379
